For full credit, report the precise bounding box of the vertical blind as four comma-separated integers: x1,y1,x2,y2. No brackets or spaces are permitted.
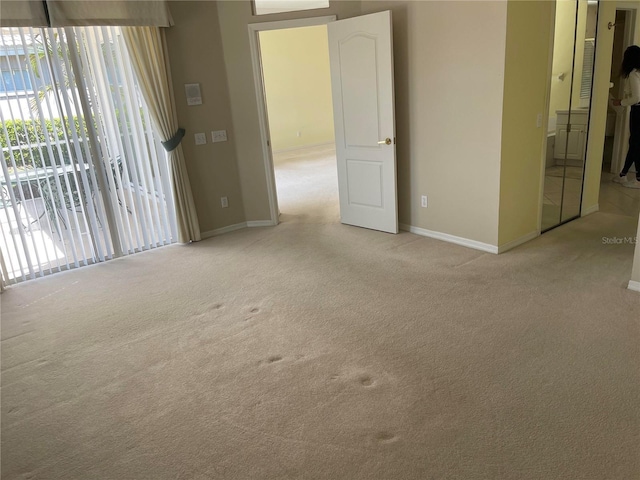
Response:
0,26,177,284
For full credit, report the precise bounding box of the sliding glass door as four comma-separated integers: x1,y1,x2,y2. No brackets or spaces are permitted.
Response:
0,26,177,284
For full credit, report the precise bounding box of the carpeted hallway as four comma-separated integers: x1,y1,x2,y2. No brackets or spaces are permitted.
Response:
1,150,639,479
272,143,340,225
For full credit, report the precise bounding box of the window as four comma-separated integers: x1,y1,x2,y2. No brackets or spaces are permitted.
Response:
0,68,32,92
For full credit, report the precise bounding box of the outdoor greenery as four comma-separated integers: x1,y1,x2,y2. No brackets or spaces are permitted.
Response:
1,117,88,170
28,32,72,114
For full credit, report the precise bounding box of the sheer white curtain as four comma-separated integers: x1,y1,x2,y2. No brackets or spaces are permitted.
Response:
122,26,200,243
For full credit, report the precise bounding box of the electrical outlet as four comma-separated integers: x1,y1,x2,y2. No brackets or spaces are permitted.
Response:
221,196,228,208
536,113,542,128
194,133,206,145
421,195,428,208
296,131,301,137
212,130,228,143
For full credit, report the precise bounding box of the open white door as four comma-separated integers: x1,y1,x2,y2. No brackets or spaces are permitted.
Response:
328,11,398,234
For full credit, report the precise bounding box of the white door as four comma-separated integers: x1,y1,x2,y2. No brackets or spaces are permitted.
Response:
327,11,398,234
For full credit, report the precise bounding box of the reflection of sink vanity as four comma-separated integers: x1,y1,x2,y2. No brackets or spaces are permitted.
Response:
554,109,589,162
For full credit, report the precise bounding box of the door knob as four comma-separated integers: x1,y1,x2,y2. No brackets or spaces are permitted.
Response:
378,138,392,145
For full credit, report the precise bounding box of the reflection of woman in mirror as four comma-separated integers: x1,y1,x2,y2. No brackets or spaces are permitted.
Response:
613,45,640,188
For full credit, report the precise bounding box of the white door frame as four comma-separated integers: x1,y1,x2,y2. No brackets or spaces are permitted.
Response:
248,16,337,225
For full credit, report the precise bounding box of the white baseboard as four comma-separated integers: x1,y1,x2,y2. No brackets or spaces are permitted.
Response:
273,142,334,154
497,231,539,253
582,204,599,216
201,220,277,239
400,223,499,254
628,280,640,293
273,142,335,153
201,222,247,239
247,220,277,228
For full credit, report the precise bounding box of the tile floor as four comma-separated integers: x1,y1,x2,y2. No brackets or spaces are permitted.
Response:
598,171,640,218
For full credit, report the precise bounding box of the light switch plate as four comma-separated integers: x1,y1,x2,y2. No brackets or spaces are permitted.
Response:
194,133,206,145
212,130,228,143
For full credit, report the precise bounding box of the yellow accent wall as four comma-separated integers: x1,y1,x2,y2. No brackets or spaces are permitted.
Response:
259,26,335,151
498,0,554,247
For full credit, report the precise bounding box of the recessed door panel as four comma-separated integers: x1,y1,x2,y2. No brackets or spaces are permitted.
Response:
339,35,380,148
346,159,383,207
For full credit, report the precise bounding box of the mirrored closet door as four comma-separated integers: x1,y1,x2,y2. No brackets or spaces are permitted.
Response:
542,0,598,231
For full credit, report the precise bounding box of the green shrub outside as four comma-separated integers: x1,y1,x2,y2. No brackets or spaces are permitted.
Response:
1,117,88,170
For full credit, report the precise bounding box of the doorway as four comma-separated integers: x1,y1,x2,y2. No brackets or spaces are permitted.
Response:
258,24,339,224
597,5,640,220
249,12,399,234
603,9,630,176
248,16,337,226
603,7,637,175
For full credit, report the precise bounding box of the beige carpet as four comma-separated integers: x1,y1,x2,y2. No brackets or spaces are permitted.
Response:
1,152,640,479
273,144,340,225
